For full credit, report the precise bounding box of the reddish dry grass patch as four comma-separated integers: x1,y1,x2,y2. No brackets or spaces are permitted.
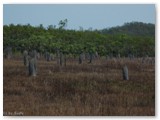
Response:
3,58,155,116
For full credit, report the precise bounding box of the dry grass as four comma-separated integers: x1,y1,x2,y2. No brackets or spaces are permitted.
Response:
3,57,155,116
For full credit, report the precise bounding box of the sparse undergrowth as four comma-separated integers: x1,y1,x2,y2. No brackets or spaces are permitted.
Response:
3,58,155,116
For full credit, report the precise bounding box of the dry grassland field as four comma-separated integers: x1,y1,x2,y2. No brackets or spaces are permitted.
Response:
3,56,155,116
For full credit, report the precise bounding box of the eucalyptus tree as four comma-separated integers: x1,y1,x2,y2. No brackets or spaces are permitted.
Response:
58,19,68,30
47,25,54,31
73,44,84,64
96,45,106,57
62,45,71,66
50,41,64,66
85,43,96,63
45,52,51,61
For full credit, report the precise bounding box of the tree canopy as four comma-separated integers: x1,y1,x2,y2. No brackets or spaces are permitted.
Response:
3,21,155,57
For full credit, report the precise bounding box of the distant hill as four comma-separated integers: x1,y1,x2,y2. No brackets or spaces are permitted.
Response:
100,22,155,37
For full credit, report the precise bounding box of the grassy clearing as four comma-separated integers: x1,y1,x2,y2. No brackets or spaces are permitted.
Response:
3,58,155,116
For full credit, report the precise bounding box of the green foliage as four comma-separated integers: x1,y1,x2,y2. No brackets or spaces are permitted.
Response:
3,21,155,57
58,19,68,30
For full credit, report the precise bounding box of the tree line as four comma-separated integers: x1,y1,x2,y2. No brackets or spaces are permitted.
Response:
3,21,155,58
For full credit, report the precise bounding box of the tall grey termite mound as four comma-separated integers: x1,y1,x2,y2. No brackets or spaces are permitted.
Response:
122,65,129,80
28,50,37,76
4,46,12,59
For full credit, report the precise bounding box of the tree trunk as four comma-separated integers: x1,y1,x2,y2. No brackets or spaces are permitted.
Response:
79,53,83,64
64,54,67,66
23,50,28,66
60,52,64,66
89,53,93,63
46,52,51,61
56,50,60,65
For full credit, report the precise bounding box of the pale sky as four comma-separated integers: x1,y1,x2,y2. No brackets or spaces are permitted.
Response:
3,4,155,30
